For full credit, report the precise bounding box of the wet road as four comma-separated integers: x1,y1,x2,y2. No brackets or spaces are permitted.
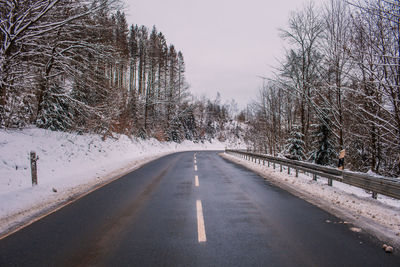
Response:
1,151,399,266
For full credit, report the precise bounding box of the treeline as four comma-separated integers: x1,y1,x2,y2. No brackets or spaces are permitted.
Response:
245,0,400,177
0,0,240,142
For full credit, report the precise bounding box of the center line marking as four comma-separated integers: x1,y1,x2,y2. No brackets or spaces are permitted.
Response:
195,175,199,187
194,165,198,171
196,200,207,242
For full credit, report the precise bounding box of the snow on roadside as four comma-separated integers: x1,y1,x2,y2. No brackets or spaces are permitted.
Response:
0,127,244,234
222,152,400,246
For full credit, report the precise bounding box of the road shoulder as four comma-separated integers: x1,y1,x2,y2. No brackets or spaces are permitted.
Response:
220,152,400,251
0,152,173,240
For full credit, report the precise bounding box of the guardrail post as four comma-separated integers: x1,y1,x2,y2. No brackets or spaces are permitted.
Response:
372,192,378,199
288,166,290,175
273,162,275,169
328,178,333,186
295,168,298,177
268,161,270,167
30,151,38,186
263,159,265,166
280,164,283,172
313,174,317,181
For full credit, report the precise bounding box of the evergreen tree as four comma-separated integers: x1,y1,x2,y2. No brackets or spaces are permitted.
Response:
36,85,73,131
284,125,306,160
310,108,336,165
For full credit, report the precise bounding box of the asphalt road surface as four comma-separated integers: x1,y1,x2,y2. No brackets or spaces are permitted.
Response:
1,151,399,266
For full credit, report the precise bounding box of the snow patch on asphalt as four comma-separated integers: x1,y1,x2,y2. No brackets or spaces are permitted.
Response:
0,127,244,235
221,152,400,247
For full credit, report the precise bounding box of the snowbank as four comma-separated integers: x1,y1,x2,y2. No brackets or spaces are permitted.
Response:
0,127,245,235
222,152,400,248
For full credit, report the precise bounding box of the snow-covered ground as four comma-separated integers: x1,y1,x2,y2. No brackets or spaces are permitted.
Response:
222,152,400,248
0,127,244,235
3,127,399,249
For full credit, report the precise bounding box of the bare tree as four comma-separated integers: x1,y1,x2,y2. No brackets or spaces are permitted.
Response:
0,0,121,128
278,2,324,151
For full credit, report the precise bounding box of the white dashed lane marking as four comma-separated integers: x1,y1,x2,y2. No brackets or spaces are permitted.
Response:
195,175,199,187
194,153,198,171
196,200,207,242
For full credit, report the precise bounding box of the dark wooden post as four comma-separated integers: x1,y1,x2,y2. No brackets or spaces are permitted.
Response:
30,151,38,186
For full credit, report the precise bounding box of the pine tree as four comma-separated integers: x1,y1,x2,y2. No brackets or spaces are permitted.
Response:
36,85,73,131
285,125,306,160
128,25,139,93
311,108,336,165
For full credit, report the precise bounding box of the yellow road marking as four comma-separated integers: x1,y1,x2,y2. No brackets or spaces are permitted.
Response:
196,200,206,242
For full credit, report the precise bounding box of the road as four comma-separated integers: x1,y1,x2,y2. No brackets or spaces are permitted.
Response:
1,151,399,266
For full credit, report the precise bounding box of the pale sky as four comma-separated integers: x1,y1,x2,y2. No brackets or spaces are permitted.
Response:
125,0,303,109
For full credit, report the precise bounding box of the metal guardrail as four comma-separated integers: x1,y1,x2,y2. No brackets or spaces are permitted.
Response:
225,149,400,200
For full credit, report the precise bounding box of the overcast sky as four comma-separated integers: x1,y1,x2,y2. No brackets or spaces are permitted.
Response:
125,0,303,109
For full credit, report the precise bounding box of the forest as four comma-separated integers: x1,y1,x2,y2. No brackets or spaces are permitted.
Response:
1,0,399,178
0,0,239,143
0,0,238,142
245,0,400,177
